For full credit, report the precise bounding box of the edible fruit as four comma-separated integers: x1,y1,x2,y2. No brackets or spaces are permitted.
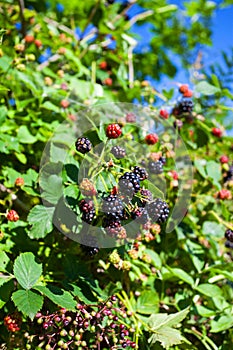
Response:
75,137,92,154
119,172,140,197
212,128,222,137
133,166,148,181
145,133,159,145
148,160,163,174
6,210,19,222
111,146,126,159
106,124,122,139
148,198,169,223
225,229,233,242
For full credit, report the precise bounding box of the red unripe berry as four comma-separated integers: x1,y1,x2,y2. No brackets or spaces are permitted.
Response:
6,210,19,222
99,61,108,70
103,77,113,86
58,47,66,54
212,127,222,137
218,189,231,200
60,100,70,108
106,123,122,139
34,39,42,48
159,109,169,119
183,89,193,98
24,34,34,43
169,170,179,180
15,177,24,187
179,84,189,94
145,133,159,145
220,155,229,164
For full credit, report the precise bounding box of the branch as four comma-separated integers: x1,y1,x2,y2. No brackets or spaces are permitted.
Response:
17,0,26,37
0,183,30,212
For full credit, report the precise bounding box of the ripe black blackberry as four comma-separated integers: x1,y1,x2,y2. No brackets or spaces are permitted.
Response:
80,235,99,256
133,166,148,181
75,137,92,154
102,194,124,218
159,156,166,165
111,146,126,159
224,165,233,182
119,172,140,197
140,189,153,206
82,209,96,224
225,241,233,249
148,198,169,223
177,99,193,114
148,160,163,174
132,207,149,224
225,229,233,242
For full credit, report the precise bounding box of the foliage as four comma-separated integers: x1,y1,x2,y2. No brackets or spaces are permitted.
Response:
0,0,233,349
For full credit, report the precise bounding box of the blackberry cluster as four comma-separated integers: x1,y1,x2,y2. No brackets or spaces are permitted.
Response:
177,99,194,114
79,199,96,224
111,146,126,159
225,229,233,242
119,172,140,197
140,189,153,206
148,160,163,174
224,165,233,182
75,137,92,154
133,166,148,181
102,194,124,218
132,207,149,224
148,198,170,223
23,297,136,349
80,234,99,256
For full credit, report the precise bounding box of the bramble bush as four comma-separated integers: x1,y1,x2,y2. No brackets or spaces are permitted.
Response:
0,0,233,349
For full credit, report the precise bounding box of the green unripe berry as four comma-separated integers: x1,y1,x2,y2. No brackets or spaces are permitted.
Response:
60,329,67,337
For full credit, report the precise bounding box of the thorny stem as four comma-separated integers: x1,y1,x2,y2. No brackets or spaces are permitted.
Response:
17,0,26,37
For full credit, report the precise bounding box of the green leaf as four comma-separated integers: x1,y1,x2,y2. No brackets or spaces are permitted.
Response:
15,152,27,164
0,279,14,309
194,159,207,178
42,101,60,113
144,249,161,269
195,81,221,95
34,285,76,311
27,205,55,239
0,275,13,288
167,267,194,286
148,307,190,330
13,252,42,290
195,283,223,298
202,221,225,238
210,314,233,333
195,305,216,317
206,160,221,183
148,326,184,349
136,290,159,314
40,162,63,205
144,179,165,200
17,125,37,144
12,289,43,320
156,4,177,13
0,251,10,272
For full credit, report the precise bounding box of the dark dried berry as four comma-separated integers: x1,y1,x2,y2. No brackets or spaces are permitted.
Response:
225,229,233,242
133,166,148,181
80,235,99,256
177,99,193,114
159,156,166,165
148,160,163,174
82,209,96,224
119,172,140,197
111,146,126,159
148,198,169,223
79,199,94,213
75,137,92,154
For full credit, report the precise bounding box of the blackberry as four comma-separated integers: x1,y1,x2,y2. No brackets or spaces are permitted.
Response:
225,165,233,182
225,229,233,243
111,146,126,159
80,235,99,256
133,166,148,181
132,207,149,224
79,199,94,213
119,172,140,197
177,99,193,114
148,160,163,174
75,137,92,154
225,241,233,249
140,189,153,206
82,208,96,224
159,156,166,165
148,198,169,223
102,194,124,218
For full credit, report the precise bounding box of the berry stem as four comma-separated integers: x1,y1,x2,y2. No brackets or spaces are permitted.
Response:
209,210,233,230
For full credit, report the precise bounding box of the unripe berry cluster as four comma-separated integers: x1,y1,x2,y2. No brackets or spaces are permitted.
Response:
22,296,136,349
4,314,21,332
